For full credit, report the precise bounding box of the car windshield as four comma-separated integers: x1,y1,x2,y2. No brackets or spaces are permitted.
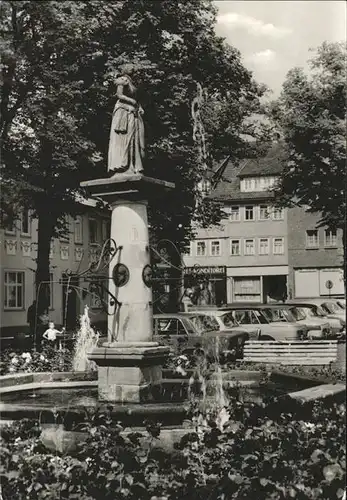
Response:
299,307,315,318
289,307,306,321
189,315,219,333
313,305,327,317
253,310,269,324
262,308,296,323
321,302,340,314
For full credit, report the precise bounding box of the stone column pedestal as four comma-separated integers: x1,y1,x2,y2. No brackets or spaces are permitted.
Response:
88,342,169,403
81,174,174,403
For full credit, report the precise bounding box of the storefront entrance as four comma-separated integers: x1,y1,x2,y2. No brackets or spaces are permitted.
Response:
184,266,227,306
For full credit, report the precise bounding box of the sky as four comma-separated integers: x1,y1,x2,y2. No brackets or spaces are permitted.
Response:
214,1,346,96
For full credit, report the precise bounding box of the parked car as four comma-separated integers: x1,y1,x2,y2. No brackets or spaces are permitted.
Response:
215,305,308,341
336,299,345,309
256,304,331,340
153,313,249,360
286,302,344,337
183,309,260,339
299,299,346,326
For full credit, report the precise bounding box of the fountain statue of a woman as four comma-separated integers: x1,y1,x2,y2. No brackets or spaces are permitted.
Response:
108,74,145,175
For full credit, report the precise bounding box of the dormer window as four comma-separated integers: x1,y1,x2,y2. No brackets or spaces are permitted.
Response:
240,176,278,192
197,179,211,195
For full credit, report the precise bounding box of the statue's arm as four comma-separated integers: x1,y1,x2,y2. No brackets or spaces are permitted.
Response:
116,84,137,105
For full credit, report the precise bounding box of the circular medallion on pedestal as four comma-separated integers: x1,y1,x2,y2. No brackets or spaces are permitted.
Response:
142,264,153,288
112,263,130,287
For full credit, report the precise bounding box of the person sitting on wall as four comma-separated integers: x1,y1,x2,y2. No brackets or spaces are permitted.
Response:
42,322,65,349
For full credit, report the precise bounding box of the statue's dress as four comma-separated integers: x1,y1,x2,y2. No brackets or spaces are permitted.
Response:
108,92,144,174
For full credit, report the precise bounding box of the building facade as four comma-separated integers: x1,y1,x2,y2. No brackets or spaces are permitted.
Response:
183,144,345,304
1,205,110,337
287,207,344,298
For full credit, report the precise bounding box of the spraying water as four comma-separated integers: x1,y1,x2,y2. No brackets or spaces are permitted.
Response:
72,306,99,372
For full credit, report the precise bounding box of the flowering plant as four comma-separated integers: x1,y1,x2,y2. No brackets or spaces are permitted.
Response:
0,347,73,375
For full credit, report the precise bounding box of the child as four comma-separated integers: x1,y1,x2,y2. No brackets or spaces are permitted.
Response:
42,322,65,348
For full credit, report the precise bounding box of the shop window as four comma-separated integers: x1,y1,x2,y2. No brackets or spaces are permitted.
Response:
233,277,261,302
4,271,25,310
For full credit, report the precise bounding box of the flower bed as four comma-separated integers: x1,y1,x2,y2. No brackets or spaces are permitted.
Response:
0,397,345,499
0,347,73,376
164,353,346,384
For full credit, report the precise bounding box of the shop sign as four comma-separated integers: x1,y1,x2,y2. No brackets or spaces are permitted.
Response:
184,266,226,276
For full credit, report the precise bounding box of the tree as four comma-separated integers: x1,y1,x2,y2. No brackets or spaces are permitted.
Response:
270,42,346,231
1,0,266,314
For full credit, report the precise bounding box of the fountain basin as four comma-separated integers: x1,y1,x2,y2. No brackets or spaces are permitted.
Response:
0,368,326,427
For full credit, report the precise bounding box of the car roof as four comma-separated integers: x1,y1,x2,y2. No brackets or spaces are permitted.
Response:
286,302,320,307
218,304,289,310
182,310,227,317
153,313,190,319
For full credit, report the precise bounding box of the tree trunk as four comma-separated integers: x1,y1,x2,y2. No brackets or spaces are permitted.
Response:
35,210,55,316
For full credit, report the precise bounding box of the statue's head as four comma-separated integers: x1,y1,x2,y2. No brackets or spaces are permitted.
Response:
115,74,136,92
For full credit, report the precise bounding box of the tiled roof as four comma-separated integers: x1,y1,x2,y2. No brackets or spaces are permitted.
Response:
208,177,275,203
206,142,285,203
238,142,286,177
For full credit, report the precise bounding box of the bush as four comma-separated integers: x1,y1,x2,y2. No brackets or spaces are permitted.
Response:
0,398,345,499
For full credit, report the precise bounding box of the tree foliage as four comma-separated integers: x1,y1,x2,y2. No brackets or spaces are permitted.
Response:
270,42,346,230
0,0,267,312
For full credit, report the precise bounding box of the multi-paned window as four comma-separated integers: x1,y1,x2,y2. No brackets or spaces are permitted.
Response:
49,273,54,309
324,229,337,247
229,206,240,222
102,220,108,242
60,215,70,242
306,230,319,248
230,239,240,256
89,218,98,244
259,238,269,255
272,208,284,220
210,240,221,256
240,176,277,192
273,237,284,255
196,241,207,256
20,209,30,235
74,216,83,244
5,219,16,234
184,242,193,256
259,205,270,220
4,271,25,310
244,239,255,255
245,206,254,221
